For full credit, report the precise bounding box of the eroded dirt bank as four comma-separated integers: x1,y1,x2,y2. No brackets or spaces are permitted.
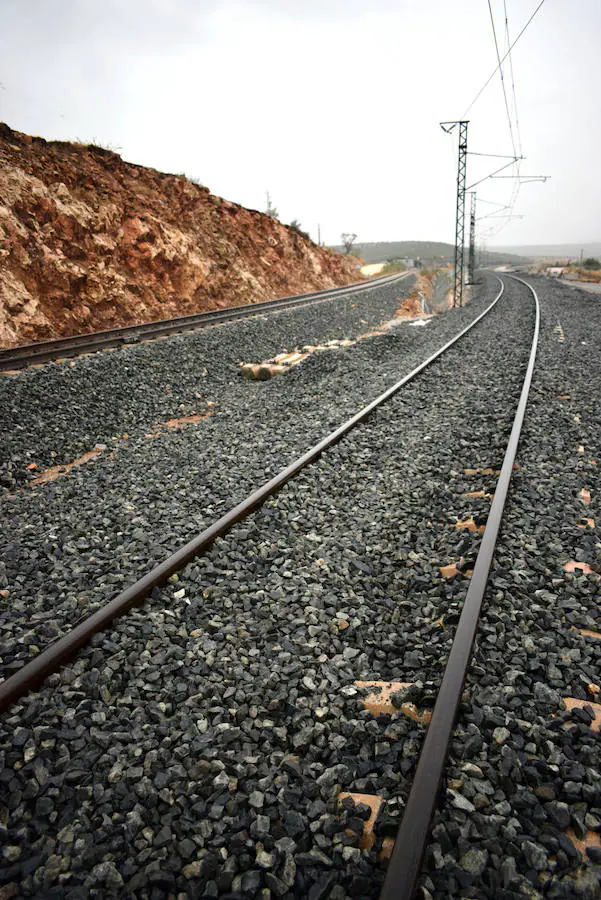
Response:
0,123,361,347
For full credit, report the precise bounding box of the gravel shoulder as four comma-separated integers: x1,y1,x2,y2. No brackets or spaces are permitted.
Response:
421,276,601,899
560,280,601,295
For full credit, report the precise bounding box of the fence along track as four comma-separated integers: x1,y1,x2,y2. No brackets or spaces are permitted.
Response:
0,272,408,371
0,278,506,713
380,274,540,900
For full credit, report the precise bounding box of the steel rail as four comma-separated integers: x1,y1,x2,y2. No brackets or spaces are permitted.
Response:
0,272,408,371
379,274,540,900
0,280,506,713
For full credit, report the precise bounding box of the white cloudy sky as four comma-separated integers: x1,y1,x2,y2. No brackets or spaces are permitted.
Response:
0,0,599,247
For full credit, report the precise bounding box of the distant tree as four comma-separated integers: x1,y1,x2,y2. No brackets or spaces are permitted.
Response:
341,233,357,254
583,257,601,269
265,191,279,219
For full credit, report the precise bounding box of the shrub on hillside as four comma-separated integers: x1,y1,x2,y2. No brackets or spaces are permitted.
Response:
289,220,310,240
378,261,406,276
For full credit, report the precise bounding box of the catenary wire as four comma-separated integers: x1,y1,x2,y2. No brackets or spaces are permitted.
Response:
504,0,523,157
462,0,546,117
487,0,517,159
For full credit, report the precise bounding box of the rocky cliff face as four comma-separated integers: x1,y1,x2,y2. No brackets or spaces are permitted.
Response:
0,124,361,348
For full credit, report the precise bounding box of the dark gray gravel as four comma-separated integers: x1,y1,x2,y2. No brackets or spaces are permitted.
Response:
0,272,549,898
415,276,601,900
0,274,498,677
3,275,597,898
0,277,415,488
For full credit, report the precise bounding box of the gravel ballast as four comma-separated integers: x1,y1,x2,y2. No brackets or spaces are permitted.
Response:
418,277,601,899
0,274,499,677
0,277,415,487
0,274,519,893
1,274,598,898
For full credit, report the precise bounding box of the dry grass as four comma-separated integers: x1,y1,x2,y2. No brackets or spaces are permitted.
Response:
377,261,407,276
563,265,601,284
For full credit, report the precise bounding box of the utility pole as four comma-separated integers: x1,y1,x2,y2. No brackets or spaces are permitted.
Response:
467,192,477,284
441,121,469,307
318,224,321,246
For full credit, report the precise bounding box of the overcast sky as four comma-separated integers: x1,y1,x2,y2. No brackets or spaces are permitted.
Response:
1,0,599,247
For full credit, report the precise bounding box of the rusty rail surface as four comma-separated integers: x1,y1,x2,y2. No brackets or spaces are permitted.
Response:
380,274,540,900
0,279,506,713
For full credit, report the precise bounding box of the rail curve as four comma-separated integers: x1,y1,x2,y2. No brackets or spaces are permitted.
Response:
380,273,540,899
0,271,409,371
0,278,505,712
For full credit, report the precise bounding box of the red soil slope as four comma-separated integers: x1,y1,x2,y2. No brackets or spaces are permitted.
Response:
0,123,361,348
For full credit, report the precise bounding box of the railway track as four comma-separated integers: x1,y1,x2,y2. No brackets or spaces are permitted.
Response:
0,271,408,371
0,279,506,711
381,273,540,899
1,273,600,898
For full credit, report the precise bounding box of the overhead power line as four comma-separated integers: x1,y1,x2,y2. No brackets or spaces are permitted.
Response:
477,213,525,221
499,0,524,232
442,2,548,255
463,0,546,117
487,0,517,158
504,0,523,157
490,174,549,183
482,0,525,240
468,151,521,159
478,198,512,207
466,157,520,191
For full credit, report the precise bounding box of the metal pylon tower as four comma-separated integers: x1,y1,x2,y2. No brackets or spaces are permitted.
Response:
452,121,469,307
467,192,476,284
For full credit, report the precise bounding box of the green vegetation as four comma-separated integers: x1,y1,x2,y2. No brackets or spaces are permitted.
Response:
377,261,406,276
583,258,601,269
289,220,310,240
287,218,306,235
76,137,122,154
177,173,205,186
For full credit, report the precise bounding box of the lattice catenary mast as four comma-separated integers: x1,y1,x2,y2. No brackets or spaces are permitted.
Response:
441,121,469,307
467,192,477,284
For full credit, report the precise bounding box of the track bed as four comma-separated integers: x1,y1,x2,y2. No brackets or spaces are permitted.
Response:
1,275,600,898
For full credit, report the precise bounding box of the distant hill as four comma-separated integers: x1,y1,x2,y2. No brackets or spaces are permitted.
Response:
333,240,528,265
491,242,601,260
